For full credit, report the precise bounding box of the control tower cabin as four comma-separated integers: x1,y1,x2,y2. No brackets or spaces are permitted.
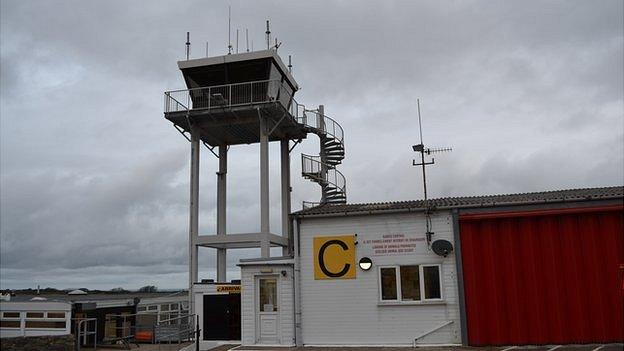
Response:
163,49,347,311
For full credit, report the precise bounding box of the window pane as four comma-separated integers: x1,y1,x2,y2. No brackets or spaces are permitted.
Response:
26,312,44,318
1,320,20,328
423,266,441,299
170,303,179,310
137,306,147,312
25,321,66,329
2,312,20,318
47,312,65,319
380,267,397,300
400,265,421,301
160,304,169,311
147,305,158,311
259,278,277,312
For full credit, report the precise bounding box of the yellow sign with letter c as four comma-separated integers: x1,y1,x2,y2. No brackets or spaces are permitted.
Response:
313,235,356,279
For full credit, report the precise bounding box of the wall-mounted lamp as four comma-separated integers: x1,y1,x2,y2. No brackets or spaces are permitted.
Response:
359,257,373,271
281,270,287,277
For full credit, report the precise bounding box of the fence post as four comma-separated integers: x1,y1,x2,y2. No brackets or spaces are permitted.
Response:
75,320,80,351
195,316,200,351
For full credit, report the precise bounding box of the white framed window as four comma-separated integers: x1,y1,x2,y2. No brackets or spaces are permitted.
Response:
25,311,67,329
46,312,66,319
378,264,443,303
0,312,21,329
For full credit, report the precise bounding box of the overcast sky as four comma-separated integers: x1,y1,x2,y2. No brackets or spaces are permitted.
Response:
1,0,622,290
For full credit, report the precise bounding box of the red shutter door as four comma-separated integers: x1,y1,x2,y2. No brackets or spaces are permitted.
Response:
460,205,624,346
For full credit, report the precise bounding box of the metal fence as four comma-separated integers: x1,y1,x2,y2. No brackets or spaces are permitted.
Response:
154,313,194,343
74,317,97,351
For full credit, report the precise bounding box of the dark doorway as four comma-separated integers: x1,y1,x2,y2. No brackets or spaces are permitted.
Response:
203,294,241,340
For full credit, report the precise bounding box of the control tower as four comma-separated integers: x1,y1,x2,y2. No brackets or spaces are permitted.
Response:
163,48,347,313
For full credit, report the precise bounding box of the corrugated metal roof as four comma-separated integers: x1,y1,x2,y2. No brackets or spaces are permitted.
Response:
293,186,624,217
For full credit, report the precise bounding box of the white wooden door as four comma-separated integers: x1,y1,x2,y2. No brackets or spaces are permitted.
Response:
256,276,279,344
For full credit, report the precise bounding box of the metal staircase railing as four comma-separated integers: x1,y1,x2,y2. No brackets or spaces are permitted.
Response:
291,106,344,145
293,103,347,208
301,154,347,205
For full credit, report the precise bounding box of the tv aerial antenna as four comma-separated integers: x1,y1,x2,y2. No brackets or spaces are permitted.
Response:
227,6,233,54
411,99,452,246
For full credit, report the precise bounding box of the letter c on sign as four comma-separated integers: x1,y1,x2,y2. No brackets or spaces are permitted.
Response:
318,239,351,277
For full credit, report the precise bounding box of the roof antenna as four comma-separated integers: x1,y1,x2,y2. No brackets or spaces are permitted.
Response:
265,20,271,50
274,37,281,51
288,55,292,73
236,29,239,54
185,32,190,60
205,41,209,57
227,6,232,54
411,99,452,246
246,28,249,52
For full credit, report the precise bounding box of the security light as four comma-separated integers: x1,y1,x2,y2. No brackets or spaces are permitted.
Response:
359,257,373,271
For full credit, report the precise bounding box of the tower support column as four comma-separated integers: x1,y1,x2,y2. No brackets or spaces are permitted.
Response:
280,139,292,256
189,127,200,314
259,114,270,258
217,145,227,282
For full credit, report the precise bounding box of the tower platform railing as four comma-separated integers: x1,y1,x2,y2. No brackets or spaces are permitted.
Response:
164,80,345,150
164,79,294,113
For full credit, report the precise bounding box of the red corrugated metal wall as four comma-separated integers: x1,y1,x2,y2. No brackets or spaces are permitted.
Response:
460,205,624,346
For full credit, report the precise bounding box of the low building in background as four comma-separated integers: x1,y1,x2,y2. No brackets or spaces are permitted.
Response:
0,291,190,346
0,300,71,338
136,292,190,343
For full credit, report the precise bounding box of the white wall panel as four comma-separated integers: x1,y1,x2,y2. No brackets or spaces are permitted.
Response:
298,211,460,345
240,264,294,346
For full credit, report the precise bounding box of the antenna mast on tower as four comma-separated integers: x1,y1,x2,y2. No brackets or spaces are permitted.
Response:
266,20,271,50
228,6,232,54
185,32,190,60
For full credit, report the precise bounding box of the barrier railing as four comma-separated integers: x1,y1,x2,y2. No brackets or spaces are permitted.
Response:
301,154,346,194
164,81,344,151
74,317,97,351
293,106,344,144
164,80,294,113
302,201,321,209
154,313,194,343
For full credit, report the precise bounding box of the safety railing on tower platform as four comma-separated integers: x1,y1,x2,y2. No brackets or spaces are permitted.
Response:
164,79,295,113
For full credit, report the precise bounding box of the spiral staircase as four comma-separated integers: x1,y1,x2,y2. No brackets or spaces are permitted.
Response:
293,105,347,208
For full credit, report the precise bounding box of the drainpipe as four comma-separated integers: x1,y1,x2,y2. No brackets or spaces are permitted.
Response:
293,217,303,346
